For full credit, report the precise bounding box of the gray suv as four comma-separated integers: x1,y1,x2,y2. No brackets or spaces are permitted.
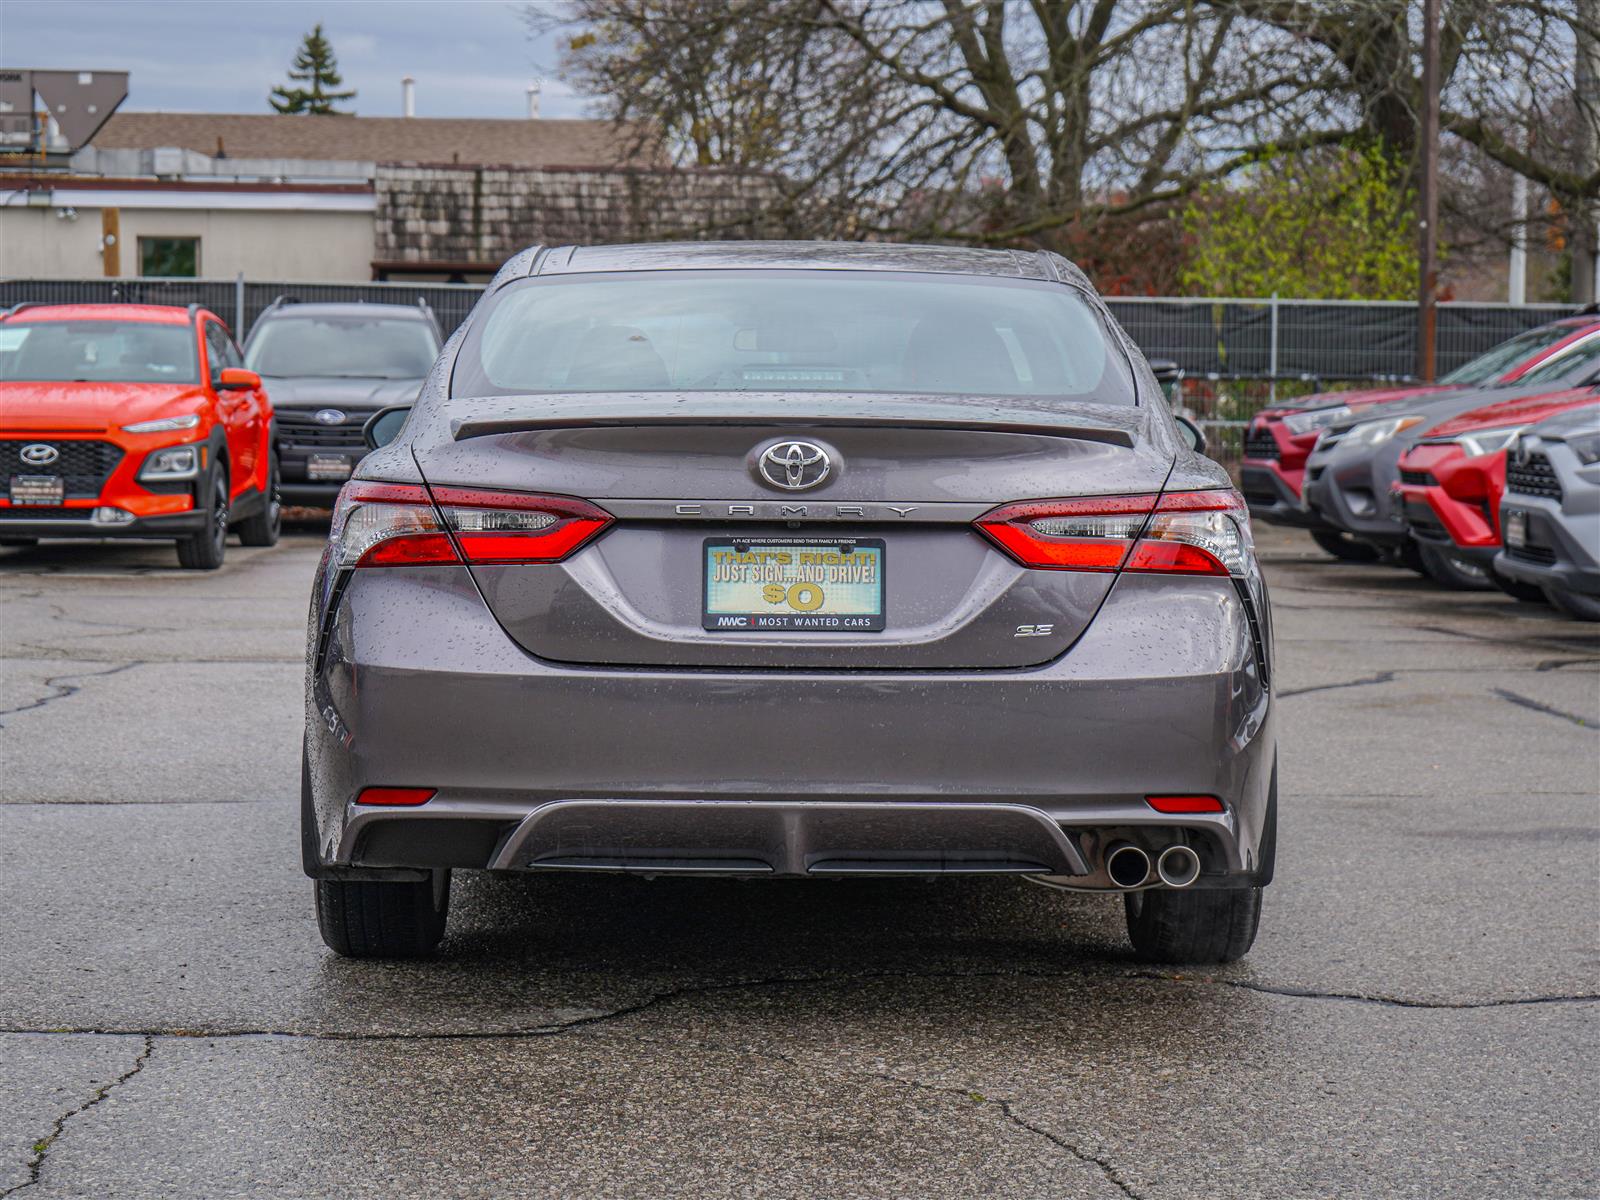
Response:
243,299,442,506
1496,403,1600,619
301,242,1277,964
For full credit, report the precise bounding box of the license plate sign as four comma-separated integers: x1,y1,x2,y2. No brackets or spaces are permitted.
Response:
306,453,352,482
1504,509,1527,549
9,475,63,506
704,537,885,631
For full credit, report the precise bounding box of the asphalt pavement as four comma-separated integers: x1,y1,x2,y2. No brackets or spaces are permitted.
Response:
1,522,1596,1199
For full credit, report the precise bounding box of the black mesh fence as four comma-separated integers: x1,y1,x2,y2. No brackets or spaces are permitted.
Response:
1,277,1580,382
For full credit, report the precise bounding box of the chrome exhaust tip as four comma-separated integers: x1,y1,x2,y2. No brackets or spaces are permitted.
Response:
1105,842,1152,889
1156,844,1202,889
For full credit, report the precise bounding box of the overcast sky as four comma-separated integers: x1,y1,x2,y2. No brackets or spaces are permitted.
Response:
0,0,589,119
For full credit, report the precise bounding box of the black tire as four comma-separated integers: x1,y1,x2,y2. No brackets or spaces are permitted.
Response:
1124,886,1262,964
1416,542,1493,591
175,466,229,570
1544,585,1600,622
1310,529,1381,562
235,451,281,547
315,871,451,959
1396,538,1427,575
1489,570,1547,604
0,537,37,548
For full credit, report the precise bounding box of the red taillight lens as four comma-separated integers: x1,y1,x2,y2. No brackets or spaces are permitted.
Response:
429,487,612,564
976,490,1251,577
330,482,612,568
1146,794,1225,814
975,494,1158,571
357,787,436,806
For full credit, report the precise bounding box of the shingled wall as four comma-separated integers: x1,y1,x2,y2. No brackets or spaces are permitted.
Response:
374,163,791,267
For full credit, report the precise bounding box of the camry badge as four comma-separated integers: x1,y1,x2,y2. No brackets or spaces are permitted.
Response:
19,443,59,466
314,408,347,426
757,441,831,491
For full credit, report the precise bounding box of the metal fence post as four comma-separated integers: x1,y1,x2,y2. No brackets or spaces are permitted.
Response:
234,271,245,336
1268,293,1279,405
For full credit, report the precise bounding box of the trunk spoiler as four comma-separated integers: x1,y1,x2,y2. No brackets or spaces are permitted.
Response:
449,395,1139,449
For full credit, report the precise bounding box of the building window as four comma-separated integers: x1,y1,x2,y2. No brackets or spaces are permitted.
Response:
139,237,199,277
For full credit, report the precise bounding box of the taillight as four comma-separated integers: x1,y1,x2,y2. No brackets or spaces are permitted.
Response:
330,481,612,568
976,490,1253,577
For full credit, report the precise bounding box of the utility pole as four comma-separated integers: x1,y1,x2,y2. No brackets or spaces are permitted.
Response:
1417,0,1440,379
1575,0,1599,305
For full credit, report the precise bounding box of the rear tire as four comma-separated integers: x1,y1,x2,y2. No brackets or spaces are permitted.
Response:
1416,542,1493,591
175,466,229,570
1310,529,1381,562
315,871,450,959
1490,571,1547,604
235,451,281,547
1124,886,1262,964
1544,585,1600,622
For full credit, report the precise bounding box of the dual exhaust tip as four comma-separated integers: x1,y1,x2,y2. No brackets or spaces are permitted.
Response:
1106,842,1201,890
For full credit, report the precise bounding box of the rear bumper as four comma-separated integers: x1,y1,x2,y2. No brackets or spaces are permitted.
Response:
304,565,1276,890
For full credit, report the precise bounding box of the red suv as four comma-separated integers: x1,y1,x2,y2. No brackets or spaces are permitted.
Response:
1241,312,1600,556
0,303,277,568
1394,383,1600,592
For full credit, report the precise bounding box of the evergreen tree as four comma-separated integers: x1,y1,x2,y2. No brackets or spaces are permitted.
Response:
269,24,356,115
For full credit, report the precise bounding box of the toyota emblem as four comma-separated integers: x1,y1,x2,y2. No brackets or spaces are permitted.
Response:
314,408,347,426
757,441,832,490
20,443,59,467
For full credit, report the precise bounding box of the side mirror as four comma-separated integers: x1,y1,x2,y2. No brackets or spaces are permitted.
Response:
217,367,261,391
1175,415,1208,455
1147,359,1182,386
363,405,411,451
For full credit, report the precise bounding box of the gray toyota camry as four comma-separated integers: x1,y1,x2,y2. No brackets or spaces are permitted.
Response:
302,242,1276,963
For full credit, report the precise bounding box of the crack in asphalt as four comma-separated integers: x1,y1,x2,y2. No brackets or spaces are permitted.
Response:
1413,623,1598,653
1490,687,1593,728
1133,974,1600,1010
1535,656,1600,672
6,966,1597,1046
1277,670,1396,698
0,663,144,727
1,1035,152,1198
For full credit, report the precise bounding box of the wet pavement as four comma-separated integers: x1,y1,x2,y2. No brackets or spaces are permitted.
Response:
1,523,1596,1198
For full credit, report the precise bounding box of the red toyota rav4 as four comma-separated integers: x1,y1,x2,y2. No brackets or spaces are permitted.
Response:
0,303,277,569
1394,383,1600,593
1241,311,1600,557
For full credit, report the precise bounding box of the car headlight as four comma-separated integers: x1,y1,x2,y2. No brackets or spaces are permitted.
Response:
138,444,201,482
1283,405,1352,437
1558,429,1600,465
1343,414,1427,448
1450,426,1523,457
123,413,201,434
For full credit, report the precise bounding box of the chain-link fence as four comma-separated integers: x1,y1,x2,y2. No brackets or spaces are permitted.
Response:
1,276,1582,468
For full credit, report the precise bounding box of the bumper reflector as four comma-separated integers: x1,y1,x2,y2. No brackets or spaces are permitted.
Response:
1146,794,1225,814
356,787,436,807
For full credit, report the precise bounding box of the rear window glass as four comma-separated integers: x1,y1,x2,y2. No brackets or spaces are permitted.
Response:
453,270,1137,404
0,321,198,384
245,315,439,380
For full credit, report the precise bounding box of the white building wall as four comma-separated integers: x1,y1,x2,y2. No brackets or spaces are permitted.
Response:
0,202,377,281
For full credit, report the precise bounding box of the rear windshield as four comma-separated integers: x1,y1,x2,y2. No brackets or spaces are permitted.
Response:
453,270,1137,404
245,315,439,379
0,320,198,384
1440,324,1584,386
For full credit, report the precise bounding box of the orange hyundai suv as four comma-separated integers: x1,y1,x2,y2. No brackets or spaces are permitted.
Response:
0,303,277,568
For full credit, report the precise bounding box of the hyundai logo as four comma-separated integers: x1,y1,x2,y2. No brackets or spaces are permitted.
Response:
19,443,59,467
314,408,347,426
757,441,832,491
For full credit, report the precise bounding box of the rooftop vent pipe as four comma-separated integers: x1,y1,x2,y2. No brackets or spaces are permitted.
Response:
402,76,415,118
527,80,541,119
